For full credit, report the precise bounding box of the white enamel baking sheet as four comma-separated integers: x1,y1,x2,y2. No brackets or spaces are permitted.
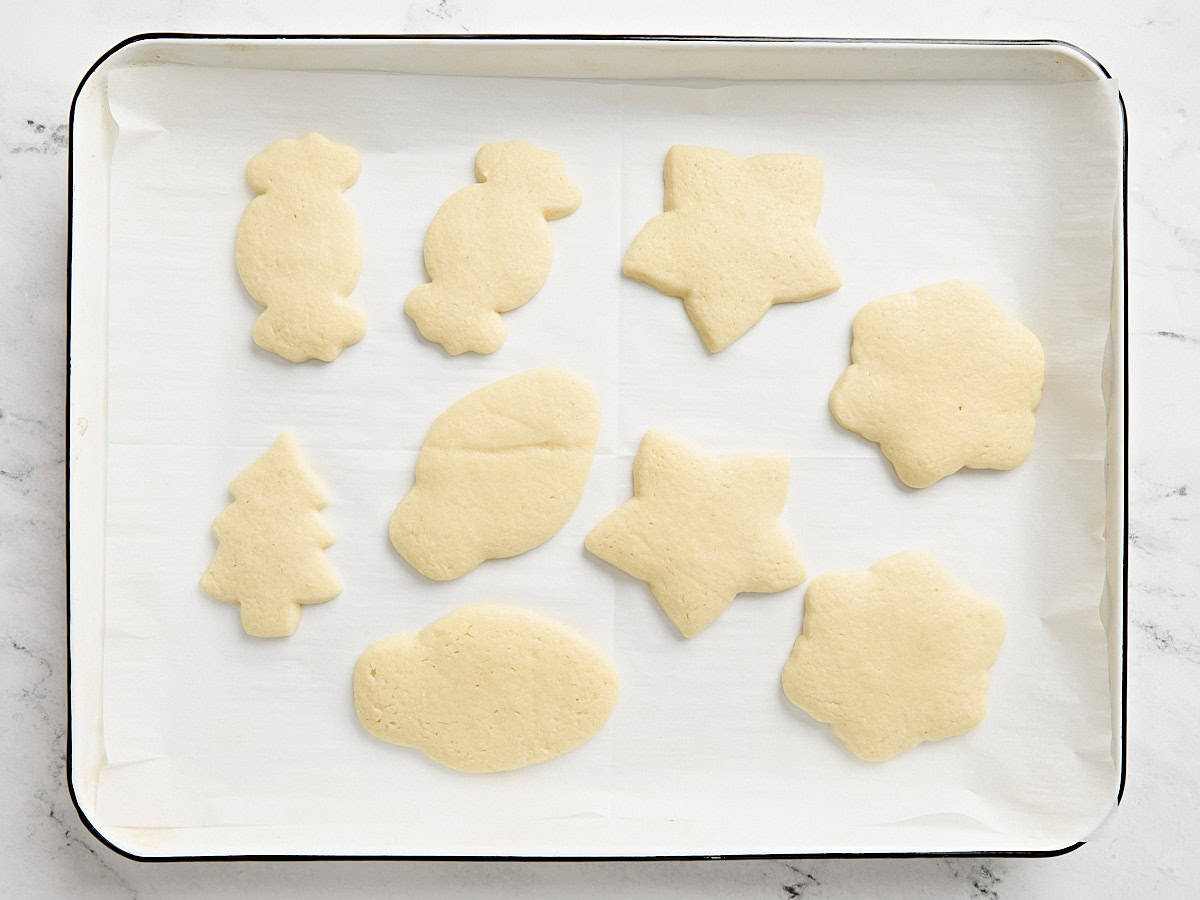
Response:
67,37,1125,859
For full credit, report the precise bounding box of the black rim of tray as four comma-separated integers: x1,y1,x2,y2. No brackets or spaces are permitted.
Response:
64,32,1130,864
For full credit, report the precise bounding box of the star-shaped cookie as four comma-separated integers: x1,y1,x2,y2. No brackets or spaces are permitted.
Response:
623,145,841,352
829,280,1045,488
585,430,806,637
781,550,1006,762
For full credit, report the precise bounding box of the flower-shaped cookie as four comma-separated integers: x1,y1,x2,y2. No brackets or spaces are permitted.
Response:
623,145,841,352
781,550,1006,761
829,280,1045,489
585,430,806,637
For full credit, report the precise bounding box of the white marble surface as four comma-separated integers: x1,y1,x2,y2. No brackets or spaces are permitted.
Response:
1,0,1196,896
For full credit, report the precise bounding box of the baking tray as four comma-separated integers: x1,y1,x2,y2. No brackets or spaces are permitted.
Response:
67,34,1127,861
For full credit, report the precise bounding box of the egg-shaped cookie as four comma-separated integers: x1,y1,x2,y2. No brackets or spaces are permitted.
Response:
353,605,619,772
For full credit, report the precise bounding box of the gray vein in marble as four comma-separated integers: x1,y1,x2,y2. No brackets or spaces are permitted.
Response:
1128,526,1194,561
1137,580,1194,602
938,859,1007,899
1136,476,1193,500
780,865,819,897
9,642,135,899
969,863,1002,900
8,119,67,155
405,0,471,32
0,409,63,455
1128,530,1153,555
7,605,133,895
1153,330,1200,344
1135,620,1200,663
1134,195,1200,258
35,788,138,898
8,638,53,718
0,406,56,431
1129,477,1195,561
0,456,65,495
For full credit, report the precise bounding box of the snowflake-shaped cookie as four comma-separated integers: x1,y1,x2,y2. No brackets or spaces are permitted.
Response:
585,430,806,638
623,145,841,352
781,550,1006,761
829,280,1045,489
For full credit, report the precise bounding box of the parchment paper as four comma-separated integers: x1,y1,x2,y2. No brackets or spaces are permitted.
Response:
94,63,1121,854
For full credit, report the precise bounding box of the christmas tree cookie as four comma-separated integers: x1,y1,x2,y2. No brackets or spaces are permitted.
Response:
201,432,341,637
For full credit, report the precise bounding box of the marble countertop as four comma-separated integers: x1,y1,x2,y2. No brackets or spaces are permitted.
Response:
2,1,1196,896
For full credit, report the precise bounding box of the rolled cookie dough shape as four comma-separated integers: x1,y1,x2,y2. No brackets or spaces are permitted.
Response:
623,145,841,352
829,279,1045,489
235,133,367,362
200,432,341,637
389,367,601,581
353,604,619,773
405,140,582,355
781,550,1006,762
585,430,806,638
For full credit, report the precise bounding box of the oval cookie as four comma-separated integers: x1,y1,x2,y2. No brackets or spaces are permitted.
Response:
353,605,619,772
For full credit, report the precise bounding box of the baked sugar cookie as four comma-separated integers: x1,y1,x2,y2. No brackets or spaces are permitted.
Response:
353,604,619,773
623,145,841,352
781,550,1006,762
235,133,367,362
405,140,582,355
200,432,341,637
829,280,1045,488
586,430,806,638
389,368,601,580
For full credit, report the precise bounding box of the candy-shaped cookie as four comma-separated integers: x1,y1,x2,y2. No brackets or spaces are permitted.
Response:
200,432,341,637
405,140,582,355
586,430,806,637
235,133,367,363
781,550,1006,761
389,367,601,580
353,604,619,773
623,145,841,352
829,280,1045,488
